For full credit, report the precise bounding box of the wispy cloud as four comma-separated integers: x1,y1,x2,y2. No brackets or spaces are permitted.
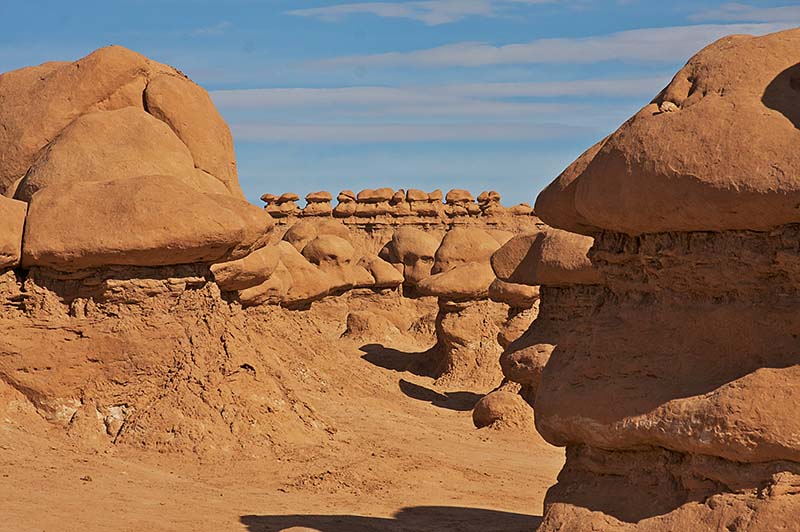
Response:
689,3,800,23
211,77,667,110
310,22,793,68
190,20,233,36
228,122,590,142
286,0,555,26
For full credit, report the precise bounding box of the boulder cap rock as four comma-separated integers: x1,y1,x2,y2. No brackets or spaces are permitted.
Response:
427,189,443,202
445,189,474,204
406,189,428,202
491,228,601,286
305,191,332,203
416,261,496,301
536,28,800,235
277,192,300,203
357,188,394,203
21,175,270,270
432,227,501,274
260,193,278,203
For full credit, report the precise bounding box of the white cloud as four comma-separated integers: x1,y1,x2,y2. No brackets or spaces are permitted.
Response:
310,22,794,68
211,77,667,110
228,122,589,142
190,21,233,36
286,0,554,26
689,3,800,23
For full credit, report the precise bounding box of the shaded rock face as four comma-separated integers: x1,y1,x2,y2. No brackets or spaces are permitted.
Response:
532,29,800,530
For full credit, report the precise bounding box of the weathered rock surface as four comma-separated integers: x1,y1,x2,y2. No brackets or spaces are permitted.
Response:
0,45,239,198
22,176,269,270
536,29,800,235
0,196,26,269
532,29,800,530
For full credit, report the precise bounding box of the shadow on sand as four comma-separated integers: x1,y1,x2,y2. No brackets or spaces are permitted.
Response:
398,379,482,412
359,343,435,375
240,506,541,532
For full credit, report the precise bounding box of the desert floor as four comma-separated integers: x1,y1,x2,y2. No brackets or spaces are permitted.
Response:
0,317,563,532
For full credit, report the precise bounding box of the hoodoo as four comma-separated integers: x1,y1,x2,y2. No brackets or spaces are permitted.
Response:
531,28,800,530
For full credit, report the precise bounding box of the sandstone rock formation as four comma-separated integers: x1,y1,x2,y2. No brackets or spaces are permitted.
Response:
531,28,800,530
379,227,441,290
0,196,26,269
302,190,333,217
263,187,540,225
0,46,268,275
0,45,241,198
491,228,599,401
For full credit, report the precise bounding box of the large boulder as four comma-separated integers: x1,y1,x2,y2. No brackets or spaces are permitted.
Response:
21,176,268,270
536,29,800,235
532,29,800,530
491,229,600,286
15,107,227,201
0,45,241,198
144,74,241,196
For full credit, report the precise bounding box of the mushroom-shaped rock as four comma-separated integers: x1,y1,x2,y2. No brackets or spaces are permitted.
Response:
535,29,800,235
0,196,26,269
282,219,350,252
305,191,332,203
391,190,405,204
510,203,534,216
260,193,278,204
432,227,501,275
21,175,270,270
210,244,282,292
491,228,600,287
277,192,300,204
379,227,441,287
15,107,228,202
445,189,474,204
357,188,394,203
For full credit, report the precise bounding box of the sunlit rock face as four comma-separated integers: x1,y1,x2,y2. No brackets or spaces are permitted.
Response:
532,28,800,531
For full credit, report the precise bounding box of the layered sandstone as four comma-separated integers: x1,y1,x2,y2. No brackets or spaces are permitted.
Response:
532,29,800,530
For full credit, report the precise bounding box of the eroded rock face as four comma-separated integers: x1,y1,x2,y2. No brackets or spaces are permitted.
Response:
535,29,800,235
0,45,240,198
1,46,267,274
22,175,268,270
532,29,800,530
0,196,26,269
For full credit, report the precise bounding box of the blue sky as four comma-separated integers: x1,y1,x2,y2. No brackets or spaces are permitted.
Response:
1,1,798,205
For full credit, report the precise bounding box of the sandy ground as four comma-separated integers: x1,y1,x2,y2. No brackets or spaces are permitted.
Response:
0,322,563,532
